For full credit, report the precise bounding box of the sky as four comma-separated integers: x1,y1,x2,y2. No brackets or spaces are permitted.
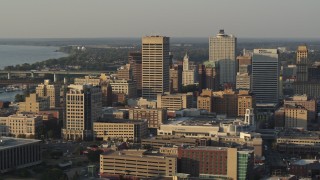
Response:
0,0,319,39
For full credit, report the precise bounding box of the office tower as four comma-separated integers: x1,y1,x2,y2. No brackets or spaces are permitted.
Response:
209,29,237,85
116,64,132,81
157,92,193,111
128,52,142,96
252,49,279,105
244,108,255,127
62,84,102,140
100,81,113,107
169,64,182,93
296,45,308,82
18,93,50,113
182,53,195,86
236,73,251,90
36,79,60,108
236,55,252,74
142,36,170,100
198,61,218,92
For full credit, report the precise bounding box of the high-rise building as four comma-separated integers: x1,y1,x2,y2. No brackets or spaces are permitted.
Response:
100,81,113,107
284,94,316,121
209,29,237,85
252,49,279,105
198,61,218,92
197,89,213,112
62,84,102,140
142,36,170,100
36,79,60,108
129,52,142,96
182,53,195,86
169,64,182,93
212,89,238,117
296,45,308,82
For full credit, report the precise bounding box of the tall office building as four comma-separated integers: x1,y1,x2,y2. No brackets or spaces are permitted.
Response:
252,49,279,105
209,29,237,85
128,52,142,96
62,84,102,140
169,64,182,93
142,36,170,100
296,45,308,82
182,53,195,86
36,79,60,108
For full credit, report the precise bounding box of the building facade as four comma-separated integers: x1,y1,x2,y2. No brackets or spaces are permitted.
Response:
157,92,193,111
36,79,60,108
182,53,195,86
209,29,237,85
62,84,102,140
0,137,42,173
251,49,279,105
18,93,50,113
128,52,142,96
93,120,147,142
100,149,177,178
170,64,182,93
129,108,167,129
142,36,170,100
110,79,137,98
0,114,42,138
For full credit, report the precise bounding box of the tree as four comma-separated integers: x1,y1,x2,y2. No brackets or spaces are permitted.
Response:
86,149,103,163
41,168,66,180
14,94,25,102
17,134,26,138
72,171,80,180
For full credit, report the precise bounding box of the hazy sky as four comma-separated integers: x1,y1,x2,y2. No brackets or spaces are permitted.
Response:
0,0,319,38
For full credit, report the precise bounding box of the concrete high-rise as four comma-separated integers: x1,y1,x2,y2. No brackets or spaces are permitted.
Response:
209,29,237,85
62,84,102,140
142,36,170,100
252,49,279,105
169,64,182,93
36,79,60,108
296,45,308,82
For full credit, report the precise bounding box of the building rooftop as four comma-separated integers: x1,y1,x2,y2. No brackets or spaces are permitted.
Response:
0,137,41,150
292,159,319,166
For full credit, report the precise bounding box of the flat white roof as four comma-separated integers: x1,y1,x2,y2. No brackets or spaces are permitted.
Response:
0,137,41,150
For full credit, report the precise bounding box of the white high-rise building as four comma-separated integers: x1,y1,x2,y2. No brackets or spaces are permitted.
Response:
244,108,255,128
182,53,195,86
142,36,170,100
209,29,237,85
252,49,279,105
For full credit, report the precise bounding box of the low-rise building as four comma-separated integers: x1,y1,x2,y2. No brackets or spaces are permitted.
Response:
100,149,177,178
18,93,50,113
0,114,42,138
129,108,167,129
110,79,137,98
0,137,42,173
93,120,148,142
157,92,193,111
